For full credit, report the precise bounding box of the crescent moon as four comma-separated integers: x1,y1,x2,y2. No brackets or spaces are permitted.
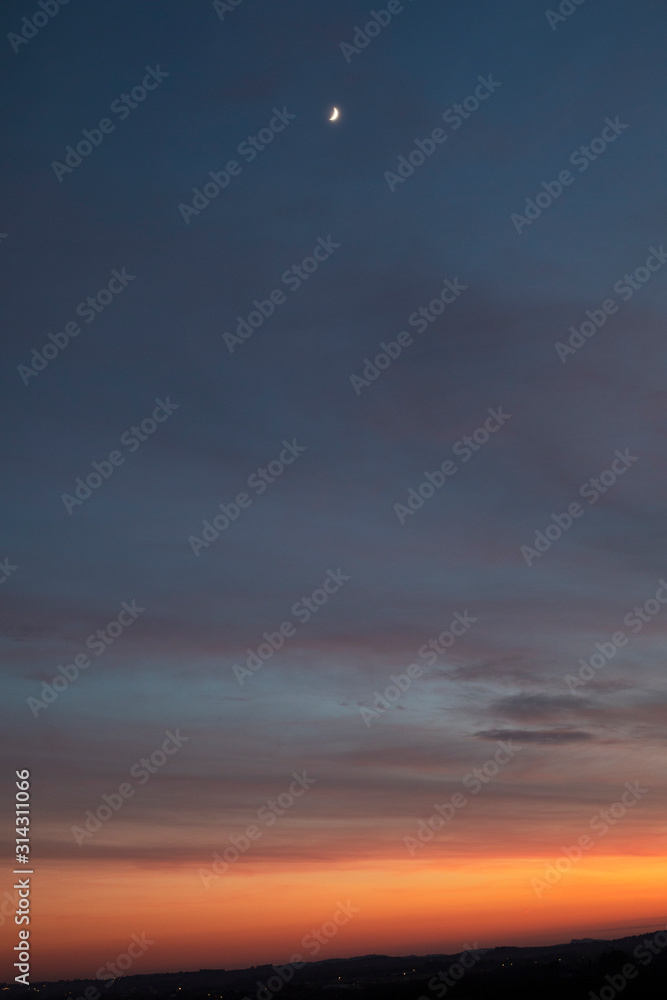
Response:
329,107,339,121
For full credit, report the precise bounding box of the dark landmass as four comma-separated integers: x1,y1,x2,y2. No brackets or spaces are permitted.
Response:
5,928,667,1000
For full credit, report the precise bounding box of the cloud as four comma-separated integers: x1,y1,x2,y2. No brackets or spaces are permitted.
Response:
475,728,594,745
489,692,594,722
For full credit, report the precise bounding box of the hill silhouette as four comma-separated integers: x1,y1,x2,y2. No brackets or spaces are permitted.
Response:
6,927,667,1000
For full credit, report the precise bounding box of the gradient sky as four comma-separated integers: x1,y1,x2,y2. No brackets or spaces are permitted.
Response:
2,0,667,983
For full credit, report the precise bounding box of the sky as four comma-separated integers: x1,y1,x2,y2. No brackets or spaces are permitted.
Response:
2,0,667,984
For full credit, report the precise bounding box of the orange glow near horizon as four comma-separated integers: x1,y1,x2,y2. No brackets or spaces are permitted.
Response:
7,856,667,982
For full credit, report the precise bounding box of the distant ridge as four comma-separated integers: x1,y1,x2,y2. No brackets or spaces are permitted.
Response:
4,926,666,998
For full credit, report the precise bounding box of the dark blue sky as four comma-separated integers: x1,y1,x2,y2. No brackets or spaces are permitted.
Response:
2,0,667,980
